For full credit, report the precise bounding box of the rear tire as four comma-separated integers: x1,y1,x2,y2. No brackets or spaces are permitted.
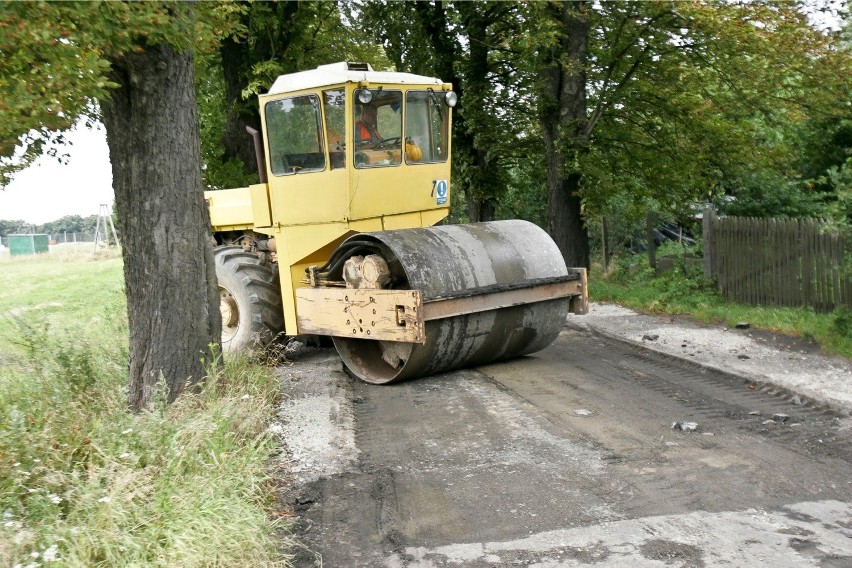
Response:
214,246,284,355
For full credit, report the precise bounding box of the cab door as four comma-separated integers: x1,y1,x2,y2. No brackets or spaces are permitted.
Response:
262,92,348,227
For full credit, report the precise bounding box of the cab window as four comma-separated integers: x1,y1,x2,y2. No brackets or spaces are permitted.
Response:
405,91,449,164
265,95,326,176
353,89,402,168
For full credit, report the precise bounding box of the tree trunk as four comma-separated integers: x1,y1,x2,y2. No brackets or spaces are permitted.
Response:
462,3,499,223
414,1,491,222
467,199,496,224
220,35,261,179
101,43,221,410
539,2,591,269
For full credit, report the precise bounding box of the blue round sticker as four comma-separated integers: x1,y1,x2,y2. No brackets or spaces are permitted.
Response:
435,179,448,205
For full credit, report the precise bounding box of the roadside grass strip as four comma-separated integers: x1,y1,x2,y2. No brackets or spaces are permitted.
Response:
0,255,291,567
591,258,852,359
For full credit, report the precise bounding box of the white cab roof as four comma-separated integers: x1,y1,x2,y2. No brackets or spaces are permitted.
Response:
267,62,445,96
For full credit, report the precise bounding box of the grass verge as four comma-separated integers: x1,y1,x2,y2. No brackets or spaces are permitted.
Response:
591,257,852,359
0,254,291,567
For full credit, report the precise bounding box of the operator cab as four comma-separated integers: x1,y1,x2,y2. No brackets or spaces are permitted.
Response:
263,63,453,174
258,62,457,226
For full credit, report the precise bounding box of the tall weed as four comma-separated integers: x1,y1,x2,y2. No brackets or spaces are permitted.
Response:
0,304,290,566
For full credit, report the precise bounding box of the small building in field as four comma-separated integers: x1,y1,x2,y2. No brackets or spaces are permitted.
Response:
8,234,49,256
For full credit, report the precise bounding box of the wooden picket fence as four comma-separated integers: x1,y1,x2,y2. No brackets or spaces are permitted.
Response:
703,212,850,312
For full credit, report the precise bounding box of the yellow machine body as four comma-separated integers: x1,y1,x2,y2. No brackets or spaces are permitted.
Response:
207,63,454,335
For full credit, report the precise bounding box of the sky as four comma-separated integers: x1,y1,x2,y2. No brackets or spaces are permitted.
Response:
0,120,114,225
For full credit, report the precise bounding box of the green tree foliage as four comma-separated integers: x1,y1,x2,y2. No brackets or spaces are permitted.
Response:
360,0,527,221
0,219,29,236
2,1,849,392
200,1,387,189
453,2,524,221
0,2,110,186
0,2,236,185
796,119,852,186
35,214,99,235
198,0,850,242
355,1,850,264
827,157,852,229
514,0,851,267
0,215,103,237
530,1,593,267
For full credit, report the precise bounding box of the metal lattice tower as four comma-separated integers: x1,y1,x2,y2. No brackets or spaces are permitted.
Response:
93,204,119,253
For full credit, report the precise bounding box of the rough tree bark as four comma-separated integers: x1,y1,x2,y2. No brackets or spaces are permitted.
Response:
539,1,591,269
220,35,261,178
101,43,221,410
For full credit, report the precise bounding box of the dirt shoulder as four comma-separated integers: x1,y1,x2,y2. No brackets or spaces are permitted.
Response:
568,302,852,413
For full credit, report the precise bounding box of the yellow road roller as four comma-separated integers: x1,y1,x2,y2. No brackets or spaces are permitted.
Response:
206,62,587,384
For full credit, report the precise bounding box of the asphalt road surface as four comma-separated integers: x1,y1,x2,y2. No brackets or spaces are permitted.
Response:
281,327,852,567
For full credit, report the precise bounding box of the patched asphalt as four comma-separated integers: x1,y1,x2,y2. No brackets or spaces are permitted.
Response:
275,311,852,567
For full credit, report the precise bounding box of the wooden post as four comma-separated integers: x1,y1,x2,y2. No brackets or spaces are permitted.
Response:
646,211,656,270
702,207,717,280
844,235,848,308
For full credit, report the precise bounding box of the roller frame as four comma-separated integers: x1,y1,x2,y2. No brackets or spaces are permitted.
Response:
295,269,587,343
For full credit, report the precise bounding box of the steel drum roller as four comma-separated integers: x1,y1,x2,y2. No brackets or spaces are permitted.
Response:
333,220,570,384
